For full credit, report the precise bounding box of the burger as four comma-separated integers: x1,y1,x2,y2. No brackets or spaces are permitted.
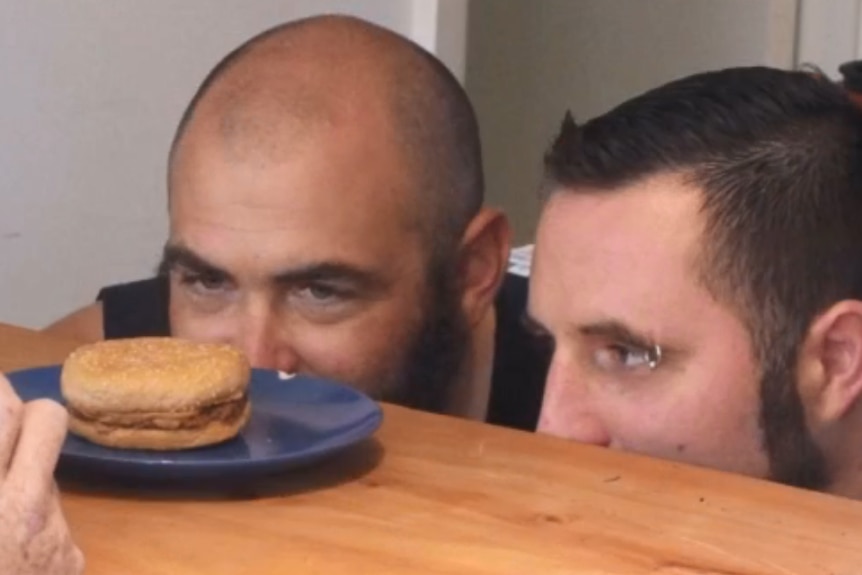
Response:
61,337,251,450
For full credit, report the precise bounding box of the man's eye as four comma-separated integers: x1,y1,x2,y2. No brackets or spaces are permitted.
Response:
295,284,344,303
178,271,227,293
592,344,653,372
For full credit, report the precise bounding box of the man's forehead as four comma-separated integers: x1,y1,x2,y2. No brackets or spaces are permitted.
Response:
173,120,406,201
531,174,711,325
173,106,333,180
540,174,704,255
557,171,698,214
171,84,408,190
174,52,395,161
166,165,427,285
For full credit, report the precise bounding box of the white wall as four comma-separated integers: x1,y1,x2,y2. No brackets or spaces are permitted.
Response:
797,0,862,78
0,1,457,328
466,0,798,243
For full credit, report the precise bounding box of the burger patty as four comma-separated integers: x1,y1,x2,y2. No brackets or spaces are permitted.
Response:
69,394,248,431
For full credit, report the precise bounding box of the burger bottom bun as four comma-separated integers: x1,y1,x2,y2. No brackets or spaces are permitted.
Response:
68,402,251,451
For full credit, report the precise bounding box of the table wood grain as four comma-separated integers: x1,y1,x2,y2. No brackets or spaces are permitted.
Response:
2,322,861,574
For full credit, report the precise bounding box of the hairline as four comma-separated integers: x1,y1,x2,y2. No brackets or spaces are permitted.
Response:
540,167,768,360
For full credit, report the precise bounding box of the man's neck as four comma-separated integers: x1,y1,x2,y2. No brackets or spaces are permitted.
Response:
823,420,862,500
446,309,496,421
826,469,862,500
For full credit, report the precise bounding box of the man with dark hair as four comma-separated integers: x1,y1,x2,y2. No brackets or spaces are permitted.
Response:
46,15,548,429
529,66,862,497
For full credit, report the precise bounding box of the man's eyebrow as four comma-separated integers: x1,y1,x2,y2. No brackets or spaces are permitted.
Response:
578,320,655,349
158,245,384,291
158,244,233,281
273,262,384,291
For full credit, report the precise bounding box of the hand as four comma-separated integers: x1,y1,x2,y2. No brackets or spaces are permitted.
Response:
0,373,84,574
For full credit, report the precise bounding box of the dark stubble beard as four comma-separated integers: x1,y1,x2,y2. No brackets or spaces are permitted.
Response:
759,358,830,490
379,257,472,415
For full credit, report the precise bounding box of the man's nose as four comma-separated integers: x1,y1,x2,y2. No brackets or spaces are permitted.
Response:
537,359,611,447
236,310,301,374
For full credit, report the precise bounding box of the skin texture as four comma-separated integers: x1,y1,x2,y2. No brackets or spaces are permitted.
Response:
529,174,770,478
167,98,433,395
0,373,84,574
529,172,862,498
163,18,508,416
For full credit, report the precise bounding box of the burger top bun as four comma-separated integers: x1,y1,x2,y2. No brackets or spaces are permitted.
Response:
61,337,251,413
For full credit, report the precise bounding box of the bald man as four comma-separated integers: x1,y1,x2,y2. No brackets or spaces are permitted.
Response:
46,15,548,429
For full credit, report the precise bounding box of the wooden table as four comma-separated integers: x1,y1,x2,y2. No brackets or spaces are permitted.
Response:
2,321,861,574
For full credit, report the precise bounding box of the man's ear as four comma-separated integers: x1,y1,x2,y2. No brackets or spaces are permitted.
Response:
798,300,862,426
457,207,512,327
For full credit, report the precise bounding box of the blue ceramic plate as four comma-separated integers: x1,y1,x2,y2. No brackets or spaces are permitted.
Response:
8,366,382,481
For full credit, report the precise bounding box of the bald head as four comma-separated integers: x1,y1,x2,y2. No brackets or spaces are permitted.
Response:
169,15,484,256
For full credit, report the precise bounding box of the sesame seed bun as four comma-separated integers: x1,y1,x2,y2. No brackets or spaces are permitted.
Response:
61,337,251,450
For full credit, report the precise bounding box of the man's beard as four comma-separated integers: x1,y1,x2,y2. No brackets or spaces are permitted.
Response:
378,259,472,415
760,359,830,490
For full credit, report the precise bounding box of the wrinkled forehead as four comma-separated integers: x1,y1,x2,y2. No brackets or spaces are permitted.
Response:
166,117,428,283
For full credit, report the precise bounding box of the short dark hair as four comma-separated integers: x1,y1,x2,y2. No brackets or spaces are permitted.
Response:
543,68,862,487
169,15,483,259
543,67,862,368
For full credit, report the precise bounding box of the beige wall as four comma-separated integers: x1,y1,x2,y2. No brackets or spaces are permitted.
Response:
797,0,862,76
465,0,797,243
